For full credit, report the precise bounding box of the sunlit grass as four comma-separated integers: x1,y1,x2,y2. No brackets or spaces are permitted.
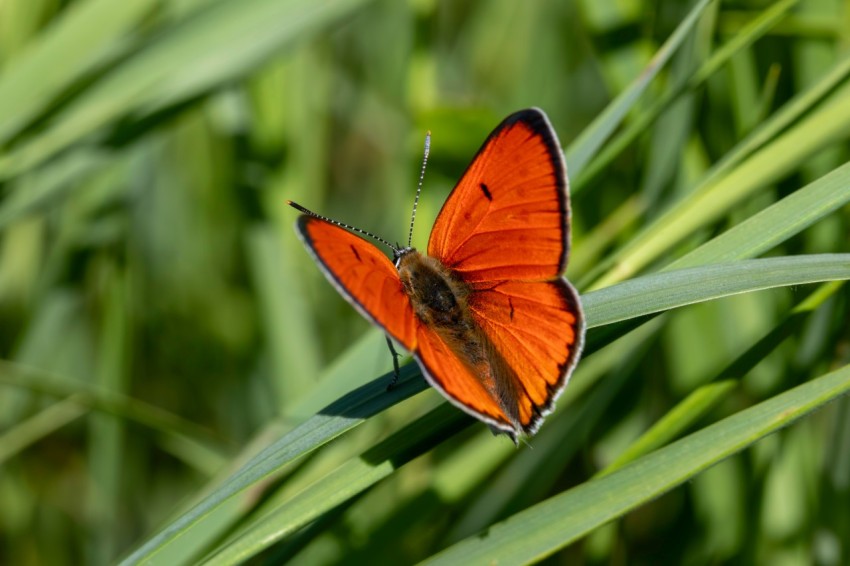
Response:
1,1,848,564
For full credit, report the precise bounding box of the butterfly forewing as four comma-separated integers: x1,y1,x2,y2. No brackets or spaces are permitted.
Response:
427,109,570,284
295,216,419,351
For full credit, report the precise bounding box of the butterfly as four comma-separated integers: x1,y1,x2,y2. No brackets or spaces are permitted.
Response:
288,108,584,442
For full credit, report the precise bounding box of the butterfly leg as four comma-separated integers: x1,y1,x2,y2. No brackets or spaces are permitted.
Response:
386,336,402,391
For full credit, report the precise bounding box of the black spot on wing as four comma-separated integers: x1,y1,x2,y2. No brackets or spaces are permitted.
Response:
509,297,515,321
479,182,493,201
350,245,362,262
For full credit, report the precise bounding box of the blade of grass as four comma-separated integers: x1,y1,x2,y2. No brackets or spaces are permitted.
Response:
0,394,88,465
597,380,737,478
0,0,156,144
290,328,392,419
87,265,131,564
592,85,850,289
575,0,800,191
444,321,663,545
246,226,322,414
639,3,712,205
0,151,111,231
122,253,849,563
199,403,468,565
583,254,850,327
703,56,850,187
0,0,372,181
668,160,850,269
117,364,426,565
0,361,225,458
598,280,843,478
423,361,850,565
564,0,716,180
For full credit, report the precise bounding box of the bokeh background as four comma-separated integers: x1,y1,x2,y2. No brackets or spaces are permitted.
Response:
1,0,849,564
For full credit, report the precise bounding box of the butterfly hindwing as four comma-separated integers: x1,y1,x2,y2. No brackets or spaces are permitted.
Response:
413,325,516,435
467,279,584,434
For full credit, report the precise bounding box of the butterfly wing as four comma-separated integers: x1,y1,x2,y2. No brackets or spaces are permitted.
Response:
467,279,583,435
427,108,570,284
423,108,585,436
413,325,517,434
296,214,523,436
294,216,419,351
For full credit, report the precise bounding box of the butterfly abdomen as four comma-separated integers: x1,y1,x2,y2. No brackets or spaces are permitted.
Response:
397,251,524,433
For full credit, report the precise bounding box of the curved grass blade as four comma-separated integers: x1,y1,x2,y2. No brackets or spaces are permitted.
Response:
0,395,89,465
598,280,843,477
0,0,155,144
0,0,372,181
565,0,716,180
591,86,850,289
199,403,468,565
668,160,850,269
117,364,425,565
583,254,850,327
121,253,849,564
575,0,800,191
0,360,220,450
423,362,850,565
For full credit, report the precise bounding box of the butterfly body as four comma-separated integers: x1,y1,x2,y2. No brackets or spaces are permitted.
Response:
397,250,469,332
290,108,584,442
397,249,525,430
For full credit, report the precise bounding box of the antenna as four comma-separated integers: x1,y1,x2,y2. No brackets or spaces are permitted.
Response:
288,200,399,253
407,131,431,249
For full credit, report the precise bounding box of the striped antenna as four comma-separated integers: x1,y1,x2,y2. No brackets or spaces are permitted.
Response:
407,130,431,249
288,200,399,253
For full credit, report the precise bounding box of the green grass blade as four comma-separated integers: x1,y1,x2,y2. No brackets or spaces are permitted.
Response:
0,0,371,181
290,329,393,419
565,0,716,181
0,361,224,462
598,280,842,477
87,266,131,563
121,253,849,564
424,362,850,565
0,0,156,144
668,160,850,268
200,403,466,565
444,322,663,544
704,56,850,187
246,226,322,413
584,254,850,327
597,379,738,478
0,151,111,231
0,395,88,465
575,0,799,191
592,87,850,288
117,366,426,565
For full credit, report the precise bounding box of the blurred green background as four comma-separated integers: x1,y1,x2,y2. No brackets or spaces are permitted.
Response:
1,0,849,564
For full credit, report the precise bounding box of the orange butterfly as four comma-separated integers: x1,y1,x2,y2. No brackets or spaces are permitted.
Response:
289,108,584,442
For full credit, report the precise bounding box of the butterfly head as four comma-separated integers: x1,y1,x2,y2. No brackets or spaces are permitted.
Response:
392,245,417,267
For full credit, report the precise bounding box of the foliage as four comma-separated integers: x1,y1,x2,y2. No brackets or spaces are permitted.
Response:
1,0,848,564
